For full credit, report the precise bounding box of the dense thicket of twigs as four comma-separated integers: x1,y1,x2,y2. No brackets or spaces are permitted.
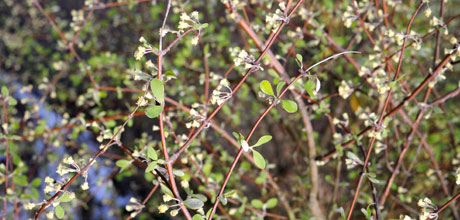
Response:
1,0,460,219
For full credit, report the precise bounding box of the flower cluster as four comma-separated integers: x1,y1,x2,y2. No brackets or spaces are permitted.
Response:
265,3,288,32
177,11,207,45
359,112,389,140
338,80,354,99
156,193,182,216
417,198,438,220
178,11,199,32
70,10,85,32
84,0,100,8
366,68,391,94
210,79,232,106
134,36,157,60
229,47,262,71
345,151,364,169
125,197,145,218
456,167,460,185
342,5,358,28
56,156,90,190
186,108,209,128
400,215,414,220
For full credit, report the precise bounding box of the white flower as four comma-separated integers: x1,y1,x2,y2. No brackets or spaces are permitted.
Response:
210,79,232,106
170,209,179,217
345,158,357,169
46,211,54,219
178,20,191,31
191,11,199,20
63,156,75,165
180,12,191,21
395,33,405,45
338,80,353,99
181,179,189,189
400,215,413,220
45,176,54,184
44,185,54,194
24,202,37,210
158,204,169,213
190,36,199,45
424,8,431,17
136,96,148,106
134,46,146,60
139,36,147,44
163,194,173,202
81,181,89,190
456,167,460,185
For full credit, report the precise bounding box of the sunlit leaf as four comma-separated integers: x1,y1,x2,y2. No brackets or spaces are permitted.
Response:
252,150,266,169
193,214,205,220
147,146,158,160
55,205,64,219
276,81,285,96
260,80,275,97
150,78,164,104
252,135,272,147
116,159,131,172
265,198,278,209
251,199,264,209
281,100,298,113
305,79,316,97
145,105,163,118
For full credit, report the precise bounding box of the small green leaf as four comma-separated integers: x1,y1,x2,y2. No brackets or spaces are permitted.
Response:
276,82,285,96
145,105,163,118
193,214,205,220
251,199,264,209
1,86,9,96
9,97,17,106
295,54,303,67
147,146,158,160
184,198,204,209
160,183,174,197
55,205,64,219
31,178,41,187
193,194,208,202
164,70,177,78
145,161,157,173
13,175,27,187
265,198,278,209
115,159,131,171
296,54,303,63
150,79,164,104
252,150,266,169
268,69,278,78
305,79,316,97
223,190,236,197
204,44,210,54
281,100,298,113
260,80,275,97
253,135,272,147
232,132,239,140
366,173,380,184
61,193,72,203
